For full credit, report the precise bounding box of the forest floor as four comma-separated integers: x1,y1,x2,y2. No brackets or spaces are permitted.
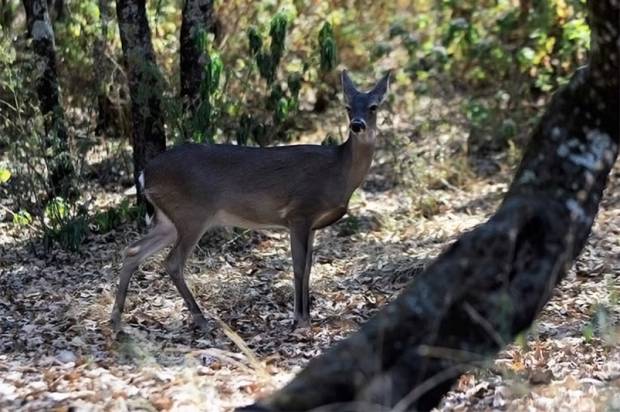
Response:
1,98,619,411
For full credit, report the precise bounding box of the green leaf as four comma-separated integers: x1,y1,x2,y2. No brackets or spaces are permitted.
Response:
319,22,337,72
275,98,289,123
208,53,223,95
45,197,70,227
13,210,32,226
517,47,535,67
270,12,288,66
0,168,11,183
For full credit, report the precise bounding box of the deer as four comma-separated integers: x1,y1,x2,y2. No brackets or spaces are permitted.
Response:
110,70,390,332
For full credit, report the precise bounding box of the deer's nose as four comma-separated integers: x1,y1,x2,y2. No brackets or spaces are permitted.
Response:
350,119,367,133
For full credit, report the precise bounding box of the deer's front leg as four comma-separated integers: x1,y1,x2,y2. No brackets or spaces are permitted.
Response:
290,222,315,328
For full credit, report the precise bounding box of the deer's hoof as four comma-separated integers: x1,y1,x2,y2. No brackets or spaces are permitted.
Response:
110,314,122,333
193,316,214,334
293,317,311,330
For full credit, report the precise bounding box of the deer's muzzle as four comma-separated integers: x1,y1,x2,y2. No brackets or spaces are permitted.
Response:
350,119,367,134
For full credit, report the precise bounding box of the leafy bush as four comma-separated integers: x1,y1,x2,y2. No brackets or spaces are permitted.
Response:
167,9,339,146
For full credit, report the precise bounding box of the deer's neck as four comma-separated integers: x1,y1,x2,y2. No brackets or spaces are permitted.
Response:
340,130,376,194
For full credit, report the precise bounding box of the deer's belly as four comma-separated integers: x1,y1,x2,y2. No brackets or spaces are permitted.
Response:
312,206,348,230
213,210,286,230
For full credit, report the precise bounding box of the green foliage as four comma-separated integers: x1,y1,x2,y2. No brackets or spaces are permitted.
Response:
91,199,142,234
269,12,288,69
185,29,226,144
166,5,338,147
321,134,340,146
337,215,361,237
383,0,588,153
12,210,33,226
318,22,337,72
44,213,89,252
1,30,91,250
38,197,88,251
0,168,11,183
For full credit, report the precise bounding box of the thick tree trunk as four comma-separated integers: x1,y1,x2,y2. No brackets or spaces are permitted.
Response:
116,0,166,201
240,1,619,411
23,0,74,199
180,0,215,138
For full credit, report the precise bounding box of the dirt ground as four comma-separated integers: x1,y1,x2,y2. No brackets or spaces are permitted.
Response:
1,103,619,411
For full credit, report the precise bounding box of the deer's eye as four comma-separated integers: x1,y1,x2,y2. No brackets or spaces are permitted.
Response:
369,104,378,113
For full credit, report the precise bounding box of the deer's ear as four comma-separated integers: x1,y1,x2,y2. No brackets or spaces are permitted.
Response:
341,70,358,104
370,71,390,104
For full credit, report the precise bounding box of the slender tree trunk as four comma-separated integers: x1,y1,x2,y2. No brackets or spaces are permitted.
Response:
116,0,166,201
180,0,215,139
94,0,112,136
23,0,74,199
46,0,63,21
1,0,16,29
240,1,619,411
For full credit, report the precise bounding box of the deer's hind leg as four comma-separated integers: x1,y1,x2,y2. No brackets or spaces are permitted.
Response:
111,210,177,332
164,217,214,331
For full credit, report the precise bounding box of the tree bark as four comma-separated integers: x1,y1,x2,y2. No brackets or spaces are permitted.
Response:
116,0,166,201
23,0,74,199
1,0,16,29
93,0,112,136
46,0,63,21
180,0,216,140
240,1,619,411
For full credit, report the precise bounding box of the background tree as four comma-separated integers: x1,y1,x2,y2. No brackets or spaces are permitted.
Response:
180,0,216,140
22,0,74,199
241,0,619,410
46,0,63,21
1,0,17,28
93,0,114,136
116,0,166,200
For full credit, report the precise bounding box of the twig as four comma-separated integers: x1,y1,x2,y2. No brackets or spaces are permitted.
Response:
462,302,506,348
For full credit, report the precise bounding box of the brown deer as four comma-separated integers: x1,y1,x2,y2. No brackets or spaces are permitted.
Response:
111,70,390,332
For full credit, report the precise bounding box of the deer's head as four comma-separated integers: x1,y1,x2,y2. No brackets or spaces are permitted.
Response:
341,70,390,138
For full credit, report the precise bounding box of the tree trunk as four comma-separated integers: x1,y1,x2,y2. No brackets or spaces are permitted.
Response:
1,0,16,29
93,0,112,136
180,0,215,139
46,0,63,21
23,0,74,199
240,1,619,411
116,0,166,201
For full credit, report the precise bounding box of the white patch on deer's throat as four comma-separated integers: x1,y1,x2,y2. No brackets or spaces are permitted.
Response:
356,130,376,145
